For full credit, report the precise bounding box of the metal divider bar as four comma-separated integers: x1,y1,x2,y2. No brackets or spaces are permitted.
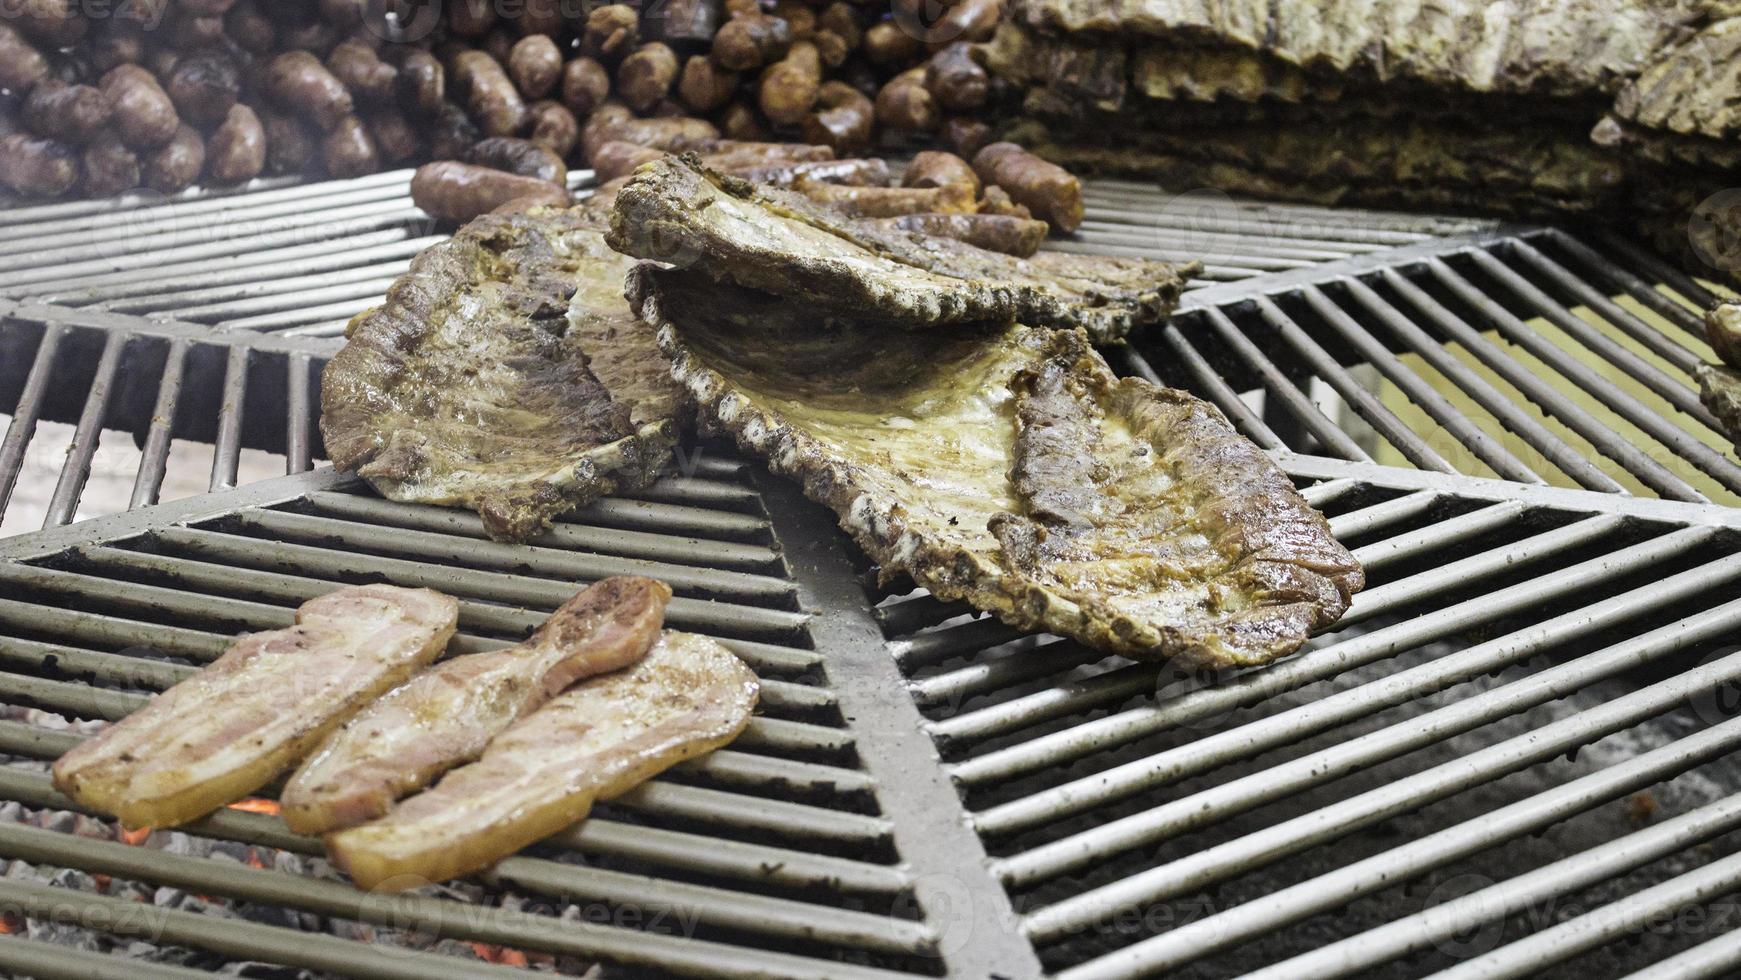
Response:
43,330,126,528
0,323,65,517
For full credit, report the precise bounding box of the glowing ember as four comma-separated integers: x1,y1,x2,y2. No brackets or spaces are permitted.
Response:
470,943,530,967
226,798,282,817
118,826,151,846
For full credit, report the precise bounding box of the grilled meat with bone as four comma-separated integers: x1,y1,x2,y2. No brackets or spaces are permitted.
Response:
606,155,1195,344
328,630,758,890
282,576,670,835
320,205,680,544
632,267,1363,669
52,586,458,829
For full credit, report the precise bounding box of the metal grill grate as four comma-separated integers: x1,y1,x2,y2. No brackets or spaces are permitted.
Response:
3,169,1741,977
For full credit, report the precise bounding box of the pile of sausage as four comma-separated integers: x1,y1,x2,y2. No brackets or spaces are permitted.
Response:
0,0,1076,220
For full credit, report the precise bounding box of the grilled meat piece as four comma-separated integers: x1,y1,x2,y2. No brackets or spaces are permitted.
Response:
282,576,670,835
607,156,1195,343
1603,14,1741,169
1698,363,1741,455
320,206,681,543
52,586,458,829
328,630,758,890
632,267,1363,669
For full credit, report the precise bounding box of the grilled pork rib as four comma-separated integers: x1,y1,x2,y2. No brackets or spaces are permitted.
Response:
282,576,671,835
328,630,757,890
51,585,458,829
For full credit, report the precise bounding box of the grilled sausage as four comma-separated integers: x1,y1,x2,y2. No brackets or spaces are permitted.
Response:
583,4,640,61
326,39,397,106
758,40,820,127
508,33,562,99
902,150,979,193
526,100,579,158
411,160,570,223
801,80,873,156
451,50,525,137
425,100,480,161
262,110,316,175
875,66,938,134
0,134,78,197
874,212,1048,256
448,0,496,37
22,80,111,145
863,20,923,67
143,124,206,193
581,101,719,162
366,106,420,165
716,100,767,141
560,57,611,118
792,179,975,217
678,55,738,113
925,42,987,112
0,23,50,93
394,48,444,115
711,10,791,71
972,141,1084,233
264,51,353,131
321,114,378,178
467,136,566,184
618,42,679,112
101,64,180,150
167,50,242,127
941,116,992,159
206,103,266,183
81,137,141,196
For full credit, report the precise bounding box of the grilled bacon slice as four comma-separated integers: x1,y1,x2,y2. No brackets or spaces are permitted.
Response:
51,585,458,830
328,630,757,890
282,576,671,835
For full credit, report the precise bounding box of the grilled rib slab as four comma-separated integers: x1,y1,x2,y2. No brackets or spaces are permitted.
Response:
282,576,670,835
328,630,757,891
320,205,680,543
632,268,1363,669
51,586,458,829
606,156,1196,344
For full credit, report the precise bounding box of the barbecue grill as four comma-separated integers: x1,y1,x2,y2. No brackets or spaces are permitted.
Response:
2,169,1741,979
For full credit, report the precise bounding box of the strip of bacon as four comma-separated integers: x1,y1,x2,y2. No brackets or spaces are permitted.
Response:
282,576,671,835
52,585,458,830
328,630,757,891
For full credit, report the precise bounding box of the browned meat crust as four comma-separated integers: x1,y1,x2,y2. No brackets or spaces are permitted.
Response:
320,205,679,542
632,266,1362,670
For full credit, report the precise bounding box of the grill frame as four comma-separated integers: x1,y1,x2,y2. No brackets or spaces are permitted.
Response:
3,170,1741,977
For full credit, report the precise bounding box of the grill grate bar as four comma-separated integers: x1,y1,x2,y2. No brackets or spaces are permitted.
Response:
0,323,64,520
1544,231,1709,335
1345,500,1525,573
1617,919,1741,980
174,277,398,325
1148,327,1286,449
1241,783,1741,980
129,338,189,510
1202,307,1373,460
0,934,209,980
0,169,411,229
1382,266,1697,498
1257,296,1458,472
1430,257,1741,495
1024,624,1741,949
1431,848,1741,980
1509,238,1706,373
1592,230,1726,310
43,331,126,529
102,261,409,316
1302,284,1548,483
208,345,248,492
1324,489,1439,540
957,523,1706,801
286,354,313,475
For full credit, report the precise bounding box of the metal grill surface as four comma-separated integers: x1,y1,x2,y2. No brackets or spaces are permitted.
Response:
1,171,1740,978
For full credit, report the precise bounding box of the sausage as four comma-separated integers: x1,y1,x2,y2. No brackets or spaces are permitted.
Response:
978,184,1032,218
678,55,739,114
717,100,767,141
450,50,525,137
0,134,78,197
101,64,180,150
508,33,562,99
683,138,834,161
589,140,665,182
791,179,974,217
617,42,679,112
801,80,873,155
206,104,266,183
941,116,993,159
770,0,814,39
15,0,85,46
264,51,353,131
872,213,1048,256
643,0,721,47
167,50,242,127
525,100,579,158
425,100,481,160
514,0,565,39
732,157,892,187
924,42,987,112
394,48,444,115
366,106,420,165
467,136,566,184
410,160,570,223
142,124,206,193
875,66,939,134
224,0,275,52
818,3,864,53
81,137,141,196
758,40,820,127
320,114,378,178
931,0,1002,47
811,29,852,69
326,39,397,106
711,11,791,72
167,10,227,49
902,150,979,194
448,0,496,37
262,110,316,175
581,102,719,162
22,80,112,145
863,21,923,67
277,19,338,56
560,56,611,118
971,141,1084,233
86,23,144,73
582,4,640,61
